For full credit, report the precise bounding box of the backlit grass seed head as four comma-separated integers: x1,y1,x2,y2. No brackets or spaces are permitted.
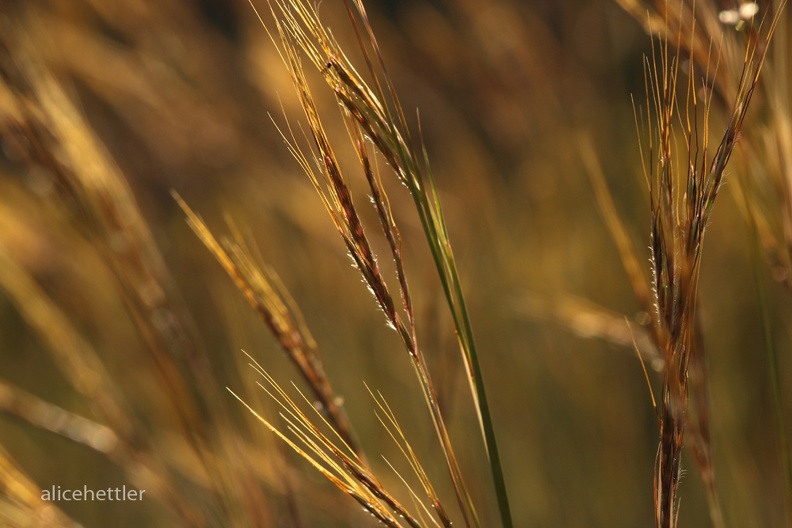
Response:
636,2,786,526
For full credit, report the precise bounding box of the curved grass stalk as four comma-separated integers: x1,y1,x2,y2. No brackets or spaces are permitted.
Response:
249,1,514,524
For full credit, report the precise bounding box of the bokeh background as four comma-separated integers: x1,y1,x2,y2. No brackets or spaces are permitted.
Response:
0,0,790,527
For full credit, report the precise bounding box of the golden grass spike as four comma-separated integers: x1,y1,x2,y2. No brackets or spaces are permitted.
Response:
639,3,786,526
175,195,362,455
228,368,421,528
254,5,482,524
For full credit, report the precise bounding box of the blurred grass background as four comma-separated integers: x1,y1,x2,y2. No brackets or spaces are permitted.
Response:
0,0,789,526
